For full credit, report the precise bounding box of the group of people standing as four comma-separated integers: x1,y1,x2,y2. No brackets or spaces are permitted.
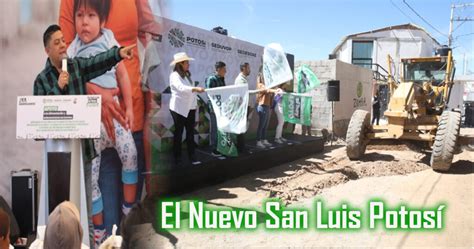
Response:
168,53,289,165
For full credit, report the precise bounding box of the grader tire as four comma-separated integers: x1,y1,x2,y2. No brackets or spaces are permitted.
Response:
430,111,461,171
346,110,370,160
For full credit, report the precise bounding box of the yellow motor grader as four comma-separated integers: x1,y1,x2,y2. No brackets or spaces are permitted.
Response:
346,48,460,171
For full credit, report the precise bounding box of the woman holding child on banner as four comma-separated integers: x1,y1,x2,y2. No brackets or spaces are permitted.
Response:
59,0,160,245
169,52,205,165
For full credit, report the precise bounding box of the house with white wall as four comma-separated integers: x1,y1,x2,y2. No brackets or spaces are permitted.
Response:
298,24,444,136
330,23,441,82
329,23,442,119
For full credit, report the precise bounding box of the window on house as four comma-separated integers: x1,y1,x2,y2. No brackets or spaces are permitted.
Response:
352,41,373,69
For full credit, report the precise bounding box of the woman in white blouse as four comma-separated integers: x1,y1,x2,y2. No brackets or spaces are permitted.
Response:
169,52,205,164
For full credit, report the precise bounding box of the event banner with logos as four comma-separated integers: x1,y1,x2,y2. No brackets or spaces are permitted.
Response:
16,95,101,139
145,17,264,95
142,17,265,157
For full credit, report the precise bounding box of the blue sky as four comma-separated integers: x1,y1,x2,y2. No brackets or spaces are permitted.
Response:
165,0,473,74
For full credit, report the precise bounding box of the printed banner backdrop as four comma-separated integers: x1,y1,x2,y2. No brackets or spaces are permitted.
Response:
146,17,264,95
263,43,293,89
206,84,249,134
296,64,320,93
142,17,264,171
282,93,312,126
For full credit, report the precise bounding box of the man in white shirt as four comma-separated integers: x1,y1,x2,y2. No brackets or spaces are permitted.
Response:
234,62,250,85
234,62,251,153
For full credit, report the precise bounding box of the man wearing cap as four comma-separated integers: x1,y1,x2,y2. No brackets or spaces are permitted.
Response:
169,52,205,165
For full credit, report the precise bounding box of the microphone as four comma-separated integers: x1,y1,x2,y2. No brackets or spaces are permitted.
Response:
62,55,68,72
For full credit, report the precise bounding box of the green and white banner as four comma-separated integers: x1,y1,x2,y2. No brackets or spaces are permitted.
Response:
206,84,249,134
217,130,238,157
282,93,312,126
296,64,320,93
263,43,293,89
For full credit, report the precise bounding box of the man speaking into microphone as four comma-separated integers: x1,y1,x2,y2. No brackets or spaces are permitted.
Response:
33,24,135,161
34,24,135,96
32,24,136,247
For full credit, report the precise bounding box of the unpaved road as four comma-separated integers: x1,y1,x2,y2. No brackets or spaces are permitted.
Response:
146,138,473,248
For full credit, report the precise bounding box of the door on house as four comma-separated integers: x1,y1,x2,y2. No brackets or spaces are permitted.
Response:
352,41,373,69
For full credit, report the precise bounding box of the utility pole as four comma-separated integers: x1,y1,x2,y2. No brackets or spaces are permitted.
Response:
448,4,454,47
448,3,474,47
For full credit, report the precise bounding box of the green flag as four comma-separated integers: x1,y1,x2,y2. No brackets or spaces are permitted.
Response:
296,65,320,93
217,130,238,157
283,93,312,126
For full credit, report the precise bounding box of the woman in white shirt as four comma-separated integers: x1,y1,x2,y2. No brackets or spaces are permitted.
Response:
169,52,205,165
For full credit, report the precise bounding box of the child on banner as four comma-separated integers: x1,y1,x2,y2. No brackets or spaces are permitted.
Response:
66,0,138,245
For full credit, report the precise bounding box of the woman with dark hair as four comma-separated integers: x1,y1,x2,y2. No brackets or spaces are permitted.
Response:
169,52,205,165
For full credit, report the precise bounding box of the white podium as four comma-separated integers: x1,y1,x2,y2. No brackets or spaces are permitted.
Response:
17,95,101,246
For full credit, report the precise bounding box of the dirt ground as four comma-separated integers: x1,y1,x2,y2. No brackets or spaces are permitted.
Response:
140,136,473,248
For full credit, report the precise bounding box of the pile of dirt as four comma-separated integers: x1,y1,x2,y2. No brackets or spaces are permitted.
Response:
367,140,426,151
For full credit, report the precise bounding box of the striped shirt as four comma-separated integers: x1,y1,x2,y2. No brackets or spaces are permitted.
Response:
33,46,123,163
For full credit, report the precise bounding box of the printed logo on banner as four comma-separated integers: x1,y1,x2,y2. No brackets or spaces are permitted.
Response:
211,42,232,53
87,96,100,107
187,36,206,48
168,28,185,48
357,81,363,98
18,97,35,106
169,27,207,48
354,81,367,108
237,49,257,57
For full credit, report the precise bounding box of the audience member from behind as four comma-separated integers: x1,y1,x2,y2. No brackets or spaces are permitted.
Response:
0,208,13,249
43,201,86,249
